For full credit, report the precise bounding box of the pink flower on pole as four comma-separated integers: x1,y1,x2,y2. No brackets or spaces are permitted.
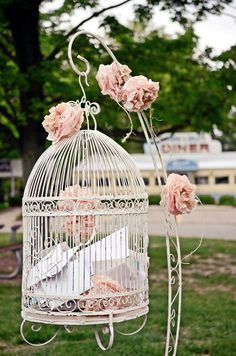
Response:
42,102,84,143
122,75,159,112
160,173,198,215
58,185,95,244
96,62,131,101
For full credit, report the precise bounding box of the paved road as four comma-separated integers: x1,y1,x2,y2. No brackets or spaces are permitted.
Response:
0,207,22,233
0,206,235,240
149,205,236,240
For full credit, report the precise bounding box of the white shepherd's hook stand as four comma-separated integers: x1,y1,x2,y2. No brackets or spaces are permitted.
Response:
67,30,183,356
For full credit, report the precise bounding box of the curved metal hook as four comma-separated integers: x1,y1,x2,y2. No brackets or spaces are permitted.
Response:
68,30,119,78
67,30,134,138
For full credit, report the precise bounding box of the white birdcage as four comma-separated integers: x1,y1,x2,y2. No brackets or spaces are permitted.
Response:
21,31,185,355
21,128,149,348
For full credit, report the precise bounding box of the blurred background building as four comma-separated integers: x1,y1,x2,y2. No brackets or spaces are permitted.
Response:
133,132,236,200
0,159,22,206
1,132,235,202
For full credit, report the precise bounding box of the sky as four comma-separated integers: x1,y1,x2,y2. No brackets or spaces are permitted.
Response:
42,0,236,55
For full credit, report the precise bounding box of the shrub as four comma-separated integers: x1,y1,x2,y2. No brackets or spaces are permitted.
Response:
218,195,236,206
0,202,8,210
198,195,215,205
149,195,161,205
8,196,22,207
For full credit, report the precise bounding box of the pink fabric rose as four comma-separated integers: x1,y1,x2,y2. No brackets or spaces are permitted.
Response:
122,75,159,112
42,102,84,143
96,62,131,101
160,173,198,215
84,275,129,311
58,185,95,244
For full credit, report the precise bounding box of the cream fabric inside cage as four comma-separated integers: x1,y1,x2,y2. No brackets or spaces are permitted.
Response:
22,129,149,326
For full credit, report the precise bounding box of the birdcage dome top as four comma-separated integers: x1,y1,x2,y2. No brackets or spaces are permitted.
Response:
24,129,147,200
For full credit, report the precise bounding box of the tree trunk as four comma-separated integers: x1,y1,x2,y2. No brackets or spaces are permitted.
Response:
4,0,46,185
19,121,46,184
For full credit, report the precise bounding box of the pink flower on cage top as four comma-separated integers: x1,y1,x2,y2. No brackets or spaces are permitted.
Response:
58,185,95,244
42,102,84,143
96,62,131,101
160,173,198,216
122,75,159,112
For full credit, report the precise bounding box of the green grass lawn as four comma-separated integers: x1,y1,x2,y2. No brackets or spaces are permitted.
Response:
0,236,235,355
0,233,22,247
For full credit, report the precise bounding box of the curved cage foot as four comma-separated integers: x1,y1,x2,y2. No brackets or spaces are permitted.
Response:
116,315,147,336
94,314,114,351
20,320,58,347
64,325,75,334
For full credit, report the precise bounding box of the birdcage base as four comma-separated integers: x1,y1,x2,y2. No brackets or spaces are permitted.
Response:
22,305,148,326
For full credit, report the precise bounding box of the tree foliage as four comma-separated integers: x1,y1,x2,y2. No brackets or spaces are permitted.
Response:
0,0,235,182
